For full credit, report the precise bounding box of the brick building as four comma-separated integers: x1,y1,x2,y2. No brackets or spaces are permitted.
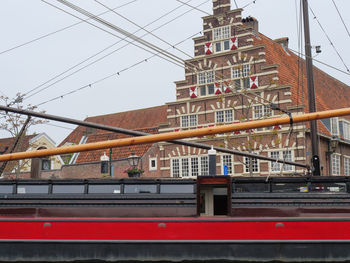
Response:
58,0,350,179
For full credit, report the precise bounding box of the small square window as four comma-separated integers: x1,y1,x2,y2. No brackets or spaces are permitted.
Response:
149,158,157,171
41,159,51,171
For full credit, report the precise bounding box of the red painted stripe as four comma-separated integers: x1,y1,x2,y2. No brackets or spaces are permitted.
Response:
0,217,350,241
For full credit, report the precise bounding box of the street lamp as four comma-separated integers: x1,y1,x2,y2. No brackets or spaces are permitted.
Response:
128,152,140,168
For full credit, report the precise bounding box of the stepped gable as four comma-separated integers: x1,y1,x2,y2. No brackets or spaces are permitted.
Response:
254,33,350,136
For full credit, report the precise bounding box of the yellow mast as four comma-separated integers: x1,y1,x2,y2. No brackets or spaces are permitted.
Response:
1,107,349,162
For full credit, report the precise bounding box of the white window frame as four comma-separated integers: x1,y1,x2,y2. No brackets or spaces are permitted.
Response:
331,117,339,136
231,64,250,91
344,156,350,176
171,156,210,178
222,155,233,175
213,26,231,53
269,150,294,173
149,157,157,171
215,109,233,123
244,156,259,173
340,120,350,140
331,154,341,175
181,115,189,127
198,71,215,97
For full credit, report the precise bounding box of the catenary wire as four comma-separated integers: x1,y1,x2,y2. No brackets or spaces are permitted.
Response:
36,31,201,107
0,0,138,56
22,0,196,100
95,0,193,59
23,0,207,101
309,4,350,73
331,0,350,39
56,0,189,68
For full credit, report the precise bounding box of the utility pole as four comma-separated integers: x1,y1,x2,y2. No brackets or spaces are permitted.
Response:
302,0,320,175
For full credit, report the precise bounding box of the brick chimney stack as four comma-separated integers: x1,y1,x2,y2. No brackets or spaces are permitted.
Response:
212,0,231,16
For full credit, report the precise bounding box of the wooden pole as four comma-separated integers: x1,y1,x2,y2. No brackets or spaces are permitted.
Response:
0,107,350,162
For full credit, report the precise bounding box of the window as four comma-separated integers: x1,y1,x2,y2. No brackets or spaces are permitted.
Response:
213,26,230,40
340,120,350,140
198,71,215,96
244,156,259,173
149,158,157,171
344,157,350,176
41,159,51,170
190,115,197,126
89,185,121,194
160,184,195,194
270,150,293,172
222,155,232,174
213,26,231,53
172,159,180,178
191,157,199,177
200,156,209,175
171,156,210,177
124,184,157,194
181,116,188,127
232,65,250,91
0,185,12,194
331,117,339,136
254,105,272,119
53,185,85,194
181,115,197,128
216,110,233,123
331,154,340,175
17,185,49,194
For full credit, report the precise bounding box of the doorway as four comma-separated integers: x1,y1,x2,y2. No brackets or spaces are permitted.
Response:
198,177,231,216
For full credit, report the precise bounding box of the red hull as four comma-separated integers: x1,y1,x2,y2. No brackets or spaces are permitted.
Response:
1,216,350,241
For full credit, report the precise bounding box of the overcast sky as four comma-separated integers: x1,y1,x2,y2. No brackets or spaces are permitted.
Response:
0,0,349,145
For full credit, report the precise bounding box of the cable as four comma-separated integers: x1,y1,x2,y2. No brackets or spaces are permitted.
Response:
233,0,239,9
36,31,201,107
22,0,196,100
289,48,350,76
26,0,211,101
25,0,187,101
242,0,257,9
0,0,138,56
56,0,187,67
309,4,350,73
331,0,350,39
95,0,193,59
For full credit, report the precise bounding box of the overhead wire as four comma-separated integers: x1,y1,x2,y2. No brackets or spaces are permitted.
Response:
24,0,187,101
55,0,189,68
0,0,138,56
36,31,202,107
24,0,208,101
308,4,350,73
331,0,350,39
95,0,193,59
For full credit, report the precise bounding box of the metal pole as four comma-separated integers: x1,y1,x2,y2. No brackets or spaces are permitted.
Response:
302,0,320,175
0,105,308,168
0,107,349,162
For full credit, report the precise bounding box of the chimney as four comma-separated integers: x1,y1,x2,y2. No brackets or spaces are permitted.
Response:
212,0,231,16
242,16,259,36
274,37,289,49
